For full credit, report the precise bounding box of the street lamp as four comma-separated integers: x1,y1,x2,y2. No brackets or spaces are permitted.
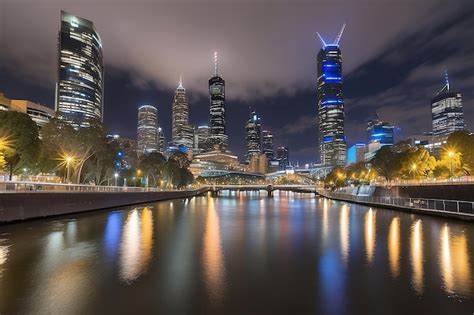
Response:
448,150,455,179
65,155,73,183
114,172,119,186
411,163,417,180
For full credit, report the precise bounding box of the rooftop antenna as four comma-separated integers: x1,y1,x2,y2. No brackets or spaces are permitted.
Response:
316,32,327,48
214,51,218,76
178,75,183,89
444,68,450,91
333,23,346,46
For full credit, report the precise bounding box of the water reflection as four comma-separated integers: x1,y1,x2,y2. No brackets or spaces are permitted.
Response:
439,224,472,296
0,240,10,276
388,217,400,278
119,207,154,284
364,208,376,264
410,220,424,295
339,204,350,264
202,196,225,301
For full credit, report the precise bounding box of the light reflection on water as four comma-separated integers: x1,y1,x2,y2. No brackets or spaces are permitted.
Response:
0,193,473,314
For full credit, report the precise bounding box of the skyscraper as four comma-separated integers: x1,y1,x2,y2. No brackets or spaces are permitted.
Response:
276,146,290,170
171,77,194,148
245,110,262,162
208,52,228,150
317,24,347,167
55,11,104,127
137,105,158,154
262,130,275,160
431,71,464,136
367,118,394,145
196,125,210,153
157,127,166,153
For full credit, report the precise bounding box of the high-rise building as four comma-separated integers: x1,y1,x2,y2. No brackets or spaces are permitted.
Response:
317,24,347,167
55,11,104,127
171,77,194,148
276,146,290,170
245,110,262,162
262,130,275,160
208,52,228,150
347,143,366,165
137,105,158,155
195,125,210,153
1,92,54,130
367,118,394,145
157,127,166,153
431,71,464,136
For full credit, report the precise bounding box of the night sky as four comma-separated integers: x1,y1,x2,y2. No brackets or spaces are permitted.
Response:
1,0,473,164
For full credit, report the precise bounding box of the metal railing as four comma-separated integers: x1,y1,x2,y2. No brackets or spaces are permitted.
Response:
318,189,474,216
0,181,168,193
372,176,474,187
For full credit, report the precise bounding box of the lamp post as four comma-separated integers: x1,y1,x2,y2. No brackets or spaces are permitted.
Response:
411,163,417,181
114,172,119,186
66,156,73,183
448,151,454,179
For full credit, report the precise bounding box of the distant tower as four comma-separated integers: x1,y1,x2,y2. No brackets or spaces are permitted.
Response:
208,52,228,150
157,126,166,153
137,105,158,155
262,130,275,160
245,110,262,162
55,11,104,127
196,125,211,153
276,146,290,170
171,76,194,148
317,24,347,167
431,71,464,136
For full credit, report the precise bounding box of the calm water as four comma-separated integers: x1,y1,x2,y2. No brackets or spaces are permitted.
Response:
0,192,473,314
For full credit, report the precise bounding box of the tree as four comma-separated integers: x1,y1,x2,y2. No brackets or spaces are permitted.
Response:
370,146,401,181
445,131,474,175
139,152,166,187
324,167,346,188
169,152,191,168
0,111,41,180
399,147,436,179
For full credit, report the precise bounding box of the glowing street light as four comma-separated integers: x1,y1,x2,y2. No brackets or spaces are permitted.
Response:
114,172,119,186
447,150,455,179
411,163,417,180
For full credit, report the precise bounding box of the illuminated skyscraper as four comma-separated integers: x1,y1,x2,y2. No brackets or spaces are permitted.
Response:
171,76,194,148
137,105,158,154
367,118,394,146
157,127,166,153
55,11,104,127
208,52,228,150
245,110,262,162
317,24,347,167
276,146,290,170
195,125,210,153
431,71,464,136
262,130,275,160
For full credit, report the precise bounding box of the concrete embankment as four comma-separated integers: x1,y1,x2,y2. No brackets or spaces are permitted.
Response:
0,188,209,223
373,184,474,202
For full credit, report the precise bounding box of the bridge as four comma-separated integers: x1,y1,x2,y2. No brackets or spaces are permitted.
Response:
206,184,319,197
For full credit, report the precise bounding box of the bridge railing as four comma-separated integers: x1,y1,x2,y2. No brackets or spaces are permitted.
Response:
372,176,474,187
318,189,474,216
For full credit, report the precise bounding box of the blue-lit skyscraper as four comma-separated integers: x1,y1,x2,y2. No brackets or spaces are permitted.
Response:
317,24,347,167
367,118,394,145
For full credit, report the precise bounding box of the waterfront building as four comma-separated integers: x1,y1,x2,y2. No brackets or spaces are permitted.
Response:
245,110,262,162
158,127,166,153
208,52,228,150
431,71,464,136
55,11,104,127
0,92,54,130
249,153,268,174
171,77,194,149
189,150,241,176
262,130,275,160
137,105,158,155
276,146,290,170
367,118,394,145
347,143,366,165
317,24,347,167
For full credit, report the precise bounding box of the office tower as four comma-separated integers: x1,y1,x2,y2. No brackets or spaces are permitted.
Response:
262,130,275,160
196,125,211,153
347,143,366,165
137,105,158,154
367,118,394,145
171,77,194,148
208,52,228,150
276,146,290,170
431,71,464,136
55,11,104,127
157,127,166,153
245,110,262,162
317,24,347,167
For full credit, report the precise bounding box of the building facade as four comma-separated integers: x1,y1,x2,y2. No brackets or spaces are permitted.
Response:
276,146,290,170
317,25,347,167
171,77,194,149
262,130,275,160
431,72,464,136
347,143,366,165
0,92,54,130
137,105,158,154
245,110,262,162
367,119,394,145
208,52,228,150
157,127,166,153
55,11,104,127
195,125,210,153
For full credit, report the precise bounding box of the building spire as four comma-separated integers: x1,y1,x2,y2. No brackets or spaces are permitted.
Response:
178,75,184,89
317,32,327,48
333,23,346,46
214,51,219,76
444,69,450,91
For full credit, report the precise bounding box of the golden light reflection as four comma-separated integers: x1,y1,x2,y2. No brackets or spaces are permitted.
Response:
388,217,400,278
0,242,10,276
202,196,225,301
410,220,424,295
119,208,154,284
340,204,350,264
322,198,329,244
364,208,376,264
439,224,472,296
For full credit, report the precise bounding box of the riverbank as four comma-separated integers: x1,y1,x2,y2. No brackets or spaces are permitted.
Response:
318,189,474,221
0,188,209,223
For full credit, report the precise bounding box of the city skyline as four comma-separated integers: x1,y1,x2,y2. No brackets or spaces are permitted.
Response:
1,1,474,163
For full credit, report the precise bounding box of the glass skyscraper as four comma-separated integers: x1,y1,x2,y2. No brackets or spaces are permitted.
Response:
276,146,290,170
171,77,194,149
367,118,394,145
208,52,228,150
245,110,262,162
431,72,464,136
317,25,347,167
137,105,158,154
262,130,275,160
55,11,104,127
